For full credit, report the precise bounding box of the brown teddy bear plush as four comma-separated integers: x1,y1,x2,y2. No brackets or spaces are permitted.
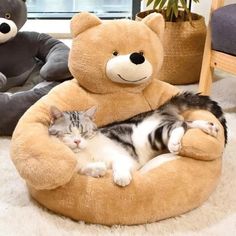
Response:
10,12,225,225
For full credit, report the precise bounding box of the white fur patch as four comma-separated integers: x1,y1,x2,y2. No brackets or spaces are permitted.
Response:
75,133,136,169
106,54,152,84
132,116,162,166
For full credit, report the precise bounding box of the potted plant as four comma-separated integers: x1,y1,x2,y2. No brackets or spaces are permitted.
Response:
136,0,206,85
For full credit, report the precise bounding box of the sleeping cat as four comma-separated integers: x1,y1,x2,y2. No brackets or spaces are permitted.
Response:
49,92,227,187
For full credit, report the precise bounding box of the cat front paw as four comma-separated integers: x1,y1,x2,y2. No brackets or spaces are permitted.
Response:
189,120,219,138
81,162,107,178
113,171,132,187
167,126,185,155
168,140,181,154
202,121,219,137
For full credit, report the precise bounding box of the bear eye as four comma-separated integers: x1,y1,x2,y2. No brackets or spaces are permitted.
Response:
139,51,144,56
112,51,119,56
5,13,11,19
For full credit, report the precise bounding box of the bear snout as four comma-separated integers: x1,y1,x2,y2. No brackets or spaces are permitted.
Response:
106,53,153,85
0,19,17,43
0,23,11,34
129,52,145,65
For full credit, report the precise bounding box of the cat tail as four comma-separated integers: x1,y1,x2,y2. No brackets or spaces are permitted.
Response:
160,92,228,144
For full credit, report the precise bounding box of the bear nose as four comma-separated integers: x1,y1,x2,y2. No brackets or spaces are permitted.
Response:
0,23,11,34
129,52,145,65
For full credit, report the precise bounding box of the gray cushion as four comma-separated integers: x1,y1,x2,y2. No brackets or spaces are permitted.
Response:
211,4,236,56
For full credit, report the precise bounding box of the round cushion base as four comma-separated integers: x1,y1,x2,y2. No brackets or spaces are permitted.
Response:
28,156,221,225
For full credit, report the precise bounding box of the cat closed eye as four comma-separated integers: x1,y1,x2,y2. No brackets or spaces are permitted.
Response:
49,128,58,135
56,131,65,137
48,128,64,137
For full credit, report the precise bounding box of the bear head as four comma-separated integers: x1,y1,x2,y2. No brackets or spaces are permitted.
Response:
69,12,165,94
0,0,27,44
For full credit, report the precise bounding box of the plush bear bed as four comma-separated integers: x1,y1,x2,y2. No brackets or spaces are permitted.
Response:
10,12,226,225
0,67,61,135
0,0,71,135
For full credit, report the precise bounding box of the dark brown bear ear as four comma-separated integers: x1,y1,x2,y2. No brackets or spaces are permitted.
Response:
71,12,102,38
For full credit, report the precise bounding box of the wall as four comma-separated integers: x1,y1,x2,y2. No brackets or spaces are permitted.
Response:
192,0,236,23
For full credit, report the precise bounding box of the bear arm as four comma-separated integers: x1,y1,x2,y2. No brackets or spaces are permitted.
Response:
143,80,180,109
32,33,72,81
180,110,225,161
11,80,95,190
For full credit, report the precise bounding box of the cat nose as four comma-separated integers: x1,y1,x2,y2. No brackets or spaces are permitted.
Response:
74,139,81,145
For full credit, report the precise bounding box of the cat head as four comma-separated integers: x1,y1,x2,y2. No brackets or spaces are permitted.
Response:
49,106,97,152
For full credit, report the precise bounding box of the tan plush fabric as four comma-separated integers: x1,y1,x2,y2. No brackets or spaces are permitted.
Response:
10,12,225,225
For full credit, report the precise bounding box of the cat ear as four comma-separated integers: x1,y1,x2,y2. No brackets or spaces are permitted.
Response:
85,106,97,119
50,106,64,120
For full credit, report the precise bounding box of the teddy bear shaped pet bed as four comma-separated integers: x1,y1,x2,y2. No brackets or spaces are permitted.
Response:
10,12,226,225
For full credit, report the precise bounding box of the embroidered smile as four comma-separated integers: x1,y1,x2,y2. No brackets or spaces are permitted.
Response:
117,74,147,83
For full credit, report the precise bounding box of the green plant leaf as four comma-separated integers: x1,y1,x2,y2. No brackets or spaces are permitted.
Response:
159,0,167,10
153,0,162,9
180,0,188,10
145,0,200,22
166,3,172,17
173,2,178,17
166,0,175,19
146,0,154,7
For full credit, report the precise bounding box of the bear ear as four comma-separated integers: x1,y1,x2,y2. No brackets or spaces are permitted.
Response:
142,13,165,41
71,12,102,38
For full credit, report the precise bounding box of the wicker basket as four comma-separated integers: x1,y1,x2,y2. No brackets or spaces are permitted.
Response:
136,10,206,85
